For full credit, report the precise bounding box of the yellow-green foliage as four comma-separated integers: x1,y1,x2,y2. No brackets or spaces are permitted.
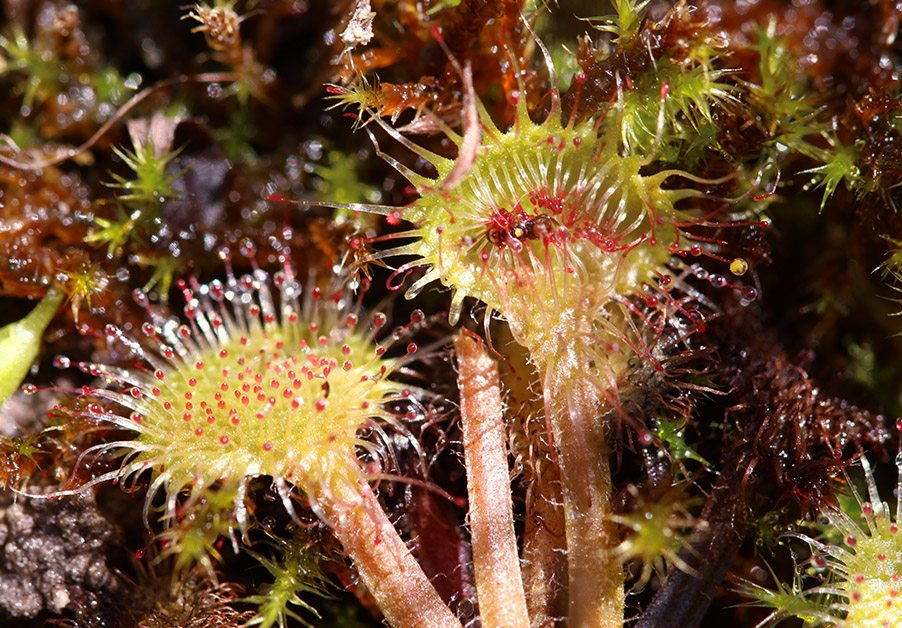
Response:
746,22,869,210
0,23,131,117
106,142,181,211
245,533,329,628
312,145,380,230
611,484,698,590
748,19,823,152
65,266,411,532
0,288,63,406
85,211,139,257
588,0,651,45
615,59,735,163
735,566,829,626
158,486,238,576
802,140,860,210
736,457,902,626
0,27,63,111
652,417,710,477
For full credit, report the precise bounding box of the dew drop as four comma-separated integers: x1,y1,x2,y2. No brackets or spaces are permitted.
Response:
132,289,149,307
730,258,749,276
22,384,38,395
740,286,758,306
53,355,71,369
239,239,256,258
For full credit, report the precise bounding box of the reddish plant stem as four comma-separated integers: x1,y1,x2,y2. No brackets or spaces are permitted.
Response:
406,486,477,621
544,366,624,628
455,333,530,628
310,470,461,628
520,463,567,625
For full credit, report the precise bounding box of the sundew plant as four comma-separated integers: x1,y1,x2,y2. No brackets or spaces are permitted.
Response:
323,10,761,627
0,1,899,627
39,258,460,627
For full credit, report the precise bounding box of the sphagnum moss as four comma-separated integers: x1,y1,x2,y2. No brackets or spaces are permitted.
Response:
35,257,460,628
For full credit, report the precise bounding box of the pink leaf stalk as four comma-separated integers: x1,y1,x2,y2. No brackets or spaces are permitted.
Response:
455,333,529,628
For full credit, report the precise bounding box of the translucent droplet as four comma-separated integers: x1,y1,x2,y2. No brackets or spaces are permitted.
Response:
123,73,143,91
740,286,759,306
709,274,727,288
730,257,749,276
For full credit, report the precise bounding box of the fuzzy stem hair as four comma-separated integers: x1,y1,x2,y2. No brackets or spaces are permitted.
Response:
311,471,462,628
544,361,623,628
455,333,529,628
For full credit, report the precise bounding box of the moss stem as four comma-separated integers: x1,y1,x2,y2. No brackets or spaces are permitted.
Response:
455,333,529,628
